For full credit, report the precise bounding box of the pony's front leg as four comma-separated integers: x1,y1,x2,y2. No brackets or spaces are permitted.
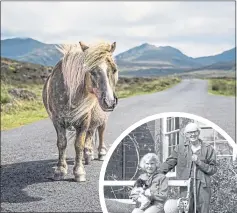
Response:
54,123,68,180
84,130,95,165
98,124,107,161
74,129,87,182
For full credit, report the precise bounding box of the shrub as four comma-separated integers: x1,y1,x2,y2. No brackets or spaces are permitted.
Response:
210,79,236,96
1,88,12,104
212,84,219,91
8,65,16,71
210,158,237,213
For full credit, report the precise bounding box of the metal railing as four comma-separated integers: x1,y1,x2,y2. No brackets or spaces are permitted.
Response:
103,179,190,204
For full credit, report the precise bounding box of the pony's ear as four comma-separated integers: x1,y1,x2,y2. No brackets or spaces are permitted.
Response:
110,42,116,53
79,41,89,52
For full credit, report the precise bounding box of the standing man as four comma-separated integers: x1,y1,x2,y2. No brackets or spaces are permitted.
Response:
160,123,217,213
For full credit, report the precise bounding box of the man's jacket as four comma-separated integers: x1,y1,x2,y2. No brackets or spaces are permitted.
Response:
159,139,217,187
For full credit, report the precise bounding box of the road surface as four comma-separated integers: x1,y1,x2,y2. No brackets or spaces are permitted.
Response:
1,79,236,212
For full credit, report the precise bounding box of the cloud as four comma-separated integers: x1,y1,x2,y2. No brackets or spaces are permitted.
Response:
1,1,235,57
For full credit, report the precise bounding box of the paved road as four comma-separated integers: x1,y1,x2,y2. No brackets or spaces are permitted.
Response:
1,79,236,212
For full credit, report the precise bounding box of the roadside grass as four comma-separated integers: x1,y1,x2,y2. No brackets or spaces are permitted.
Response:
116,77,181,98
1,77,181,130
1,83,48,130
208,78,236,97
2,102,48,130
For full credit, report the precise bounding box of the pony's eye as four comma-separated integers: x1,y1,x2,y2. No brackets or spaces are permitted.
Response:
90,70,97,76
113,68,117,74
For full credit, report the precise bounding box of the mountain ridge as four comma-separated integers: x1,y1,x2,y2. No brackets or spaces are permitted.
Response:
1,38,235,75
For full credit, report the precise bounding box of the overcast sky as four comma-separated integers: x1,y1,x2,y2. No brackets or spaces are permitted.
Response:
1,1,235,57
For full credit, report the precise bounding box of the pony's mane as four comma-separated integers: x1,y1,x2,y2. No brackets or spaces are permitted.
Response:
55,42,115,124
56,42,114,104
56,43,82,55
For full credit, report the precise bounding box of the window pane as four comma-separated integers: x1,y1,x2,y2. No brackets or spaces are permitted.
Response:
167,132,179,148
175,117,179,130
169,135,172,146
172,133,177,146
171,118,174,131
170,134,173,146
177,133,179,145
167,117,171,132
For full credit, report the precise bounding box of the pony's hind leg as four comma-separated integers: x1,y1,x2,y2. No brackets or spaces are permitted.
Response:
54,122,68,180
84,130,95,165
98,123,107,161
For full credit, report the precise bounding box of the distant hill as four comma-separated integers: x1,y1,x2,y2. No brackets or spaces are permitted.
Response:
1,38,62,66
195,48,235,66
16,44,62,66
116,43,200,68
116,43,235,76
191,60,235,72
1,38,45,58
1,38,235,77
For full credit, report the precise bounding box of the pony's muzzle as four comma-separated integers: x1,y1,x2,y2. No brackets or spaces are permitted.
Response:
102,93,118,111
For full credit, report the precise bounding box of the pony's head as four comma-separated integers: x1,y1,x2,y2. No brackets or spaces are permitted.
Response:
82,41,118,112
58,41,119,112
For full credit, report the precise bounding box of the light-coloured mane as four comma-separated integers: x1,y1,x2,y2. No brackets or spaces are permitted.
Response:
56,42,113,103
55,42,115,124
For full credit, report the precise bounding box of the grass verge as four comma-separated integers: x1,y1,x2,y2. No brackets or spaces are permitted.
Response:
116,77,181,98
208,78,236,97
1,77,181,130
1,83,48,130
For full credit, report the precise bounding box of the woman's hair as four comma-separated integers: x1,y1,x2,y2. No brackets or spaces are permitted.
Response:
139,153,160,171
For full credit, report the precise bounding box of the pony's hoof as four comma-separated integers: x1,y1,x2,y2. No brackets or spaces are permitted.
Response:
98,147,107,160
74,175,86,182
53,170,67,180
91,154,94,161
98,154,106,161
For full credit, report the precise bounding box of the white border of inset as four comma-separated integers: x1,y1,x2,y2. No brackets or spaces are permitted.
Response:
99,112,237,213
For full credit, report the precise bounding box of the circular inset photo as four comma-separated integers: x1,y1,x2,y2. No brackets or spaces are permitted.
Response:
99,112,237,213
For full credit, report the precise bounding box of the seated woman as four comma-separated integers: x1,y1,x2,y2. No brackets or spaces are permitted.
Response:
130,153,168,213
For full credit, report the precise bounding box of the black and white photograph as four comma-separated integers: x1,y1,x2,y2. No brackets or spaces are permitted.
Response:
100,113,237,213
